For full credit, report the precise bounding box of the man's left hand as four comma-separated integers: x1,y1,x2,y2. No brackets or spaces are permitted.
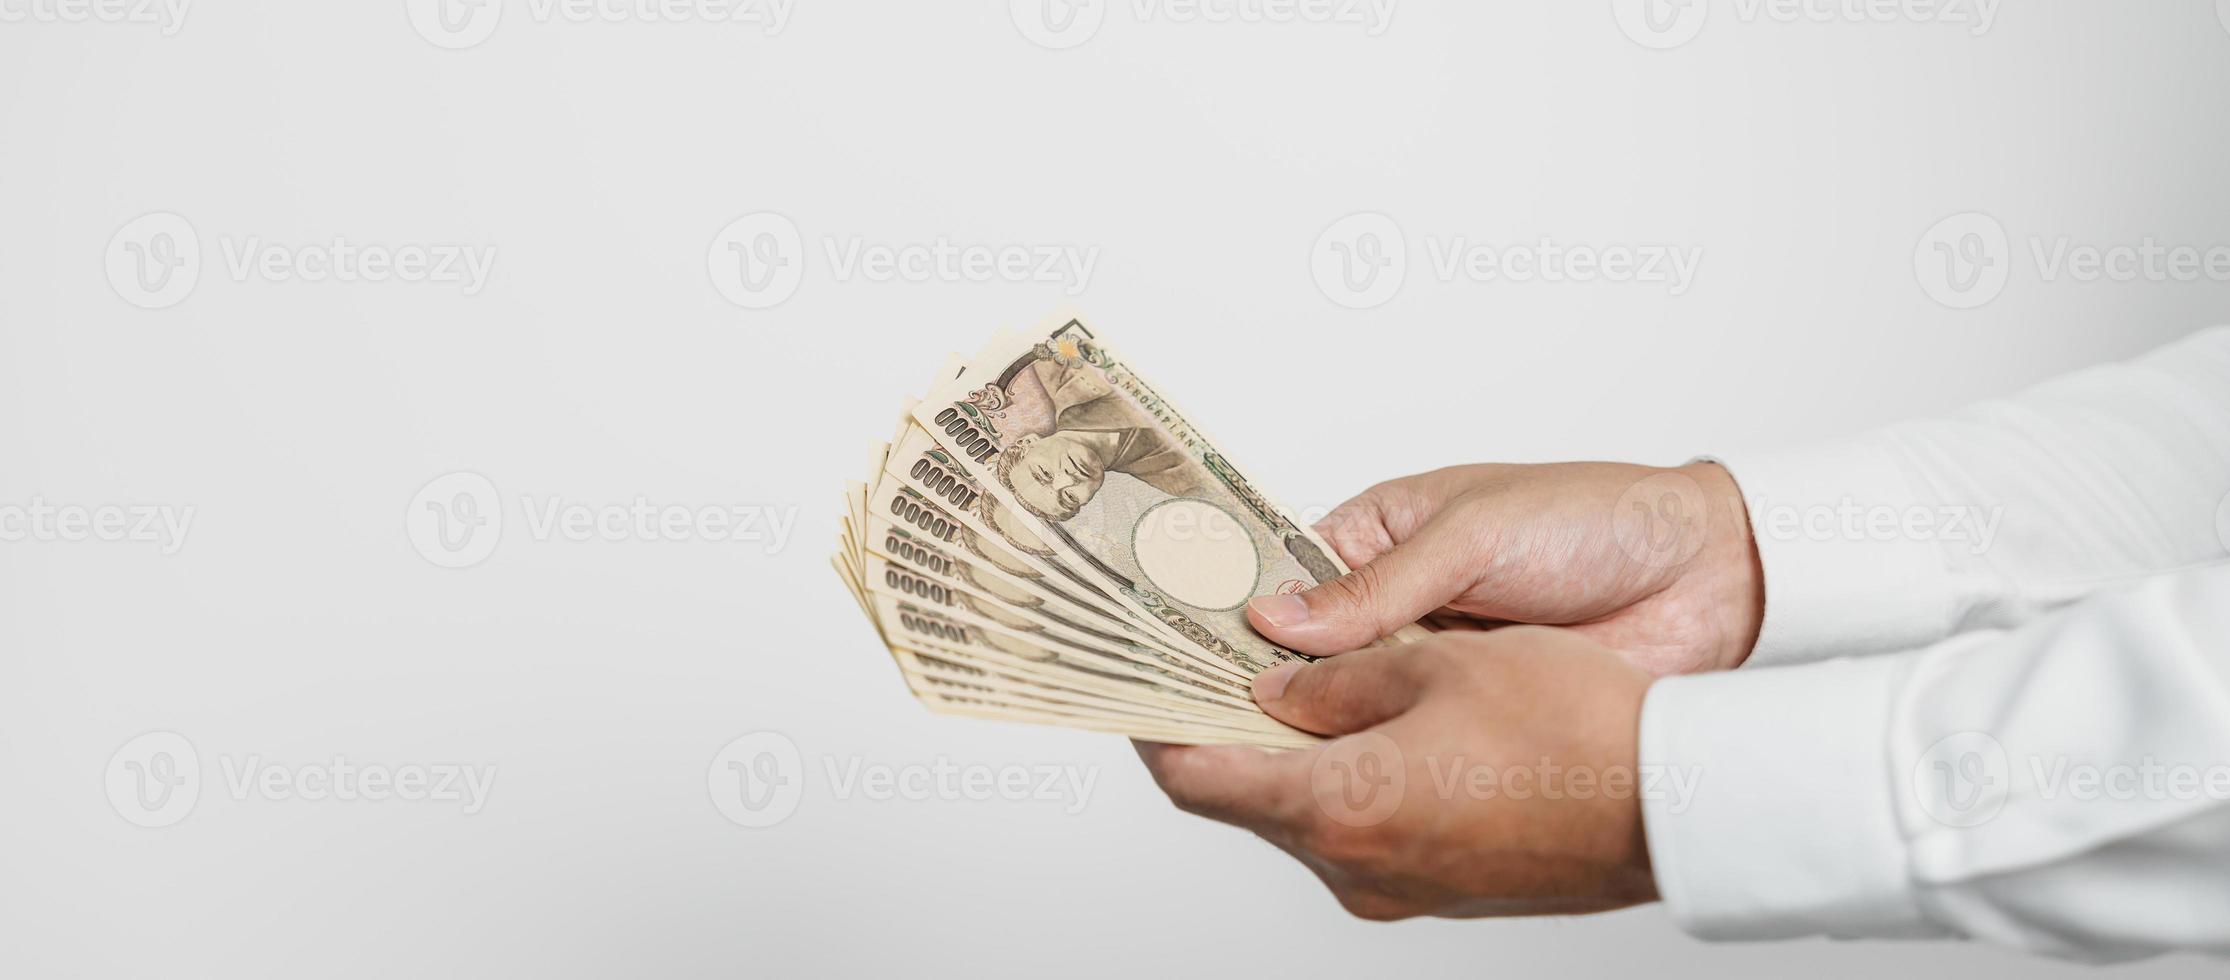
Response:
1136,628,1660,921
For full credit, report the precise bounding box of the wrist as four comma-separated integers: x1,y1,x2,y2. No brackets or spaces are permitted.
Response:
1587,646,1663,907
1614,679,1663,905
1675,461,1764,670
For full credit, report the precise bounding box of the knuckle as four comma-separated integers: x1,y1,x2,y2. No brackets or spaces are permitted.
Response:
1324,563,1384,614
1137,754,1177,788
1144,757,1211,813
1152,779,1202,814
1448,491,1505,538
1336,567,1411,639
1301,818,1380,866
1406,641,1469,681
1310,508,1357,543
1400,641,1500,701
1325,491,1383,527
1317,497,1382,541
1152,777,1196,808
1333,887,1417,923
1358,477,1412,507
1292,661,1352,709
1167,795,1214,819
1292,655,1395,715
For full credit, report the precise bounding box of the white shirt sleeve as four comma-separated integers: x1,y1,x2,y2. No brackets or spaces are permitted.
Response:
1641,565,2230,960
1715,325,2230,667
1640,326,2230,959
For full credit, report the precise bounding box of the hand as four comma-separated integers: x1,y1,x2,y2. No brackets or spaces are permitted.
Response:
1137,628,1658,920
1249,461,1763,675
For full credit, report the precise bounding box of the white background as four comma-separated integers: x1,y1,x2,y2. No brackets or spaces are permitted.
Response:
4,0,2228,976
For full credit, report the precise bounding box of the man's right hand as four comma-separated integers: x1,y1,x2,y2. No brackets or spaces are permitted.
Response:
1247,462,1764,676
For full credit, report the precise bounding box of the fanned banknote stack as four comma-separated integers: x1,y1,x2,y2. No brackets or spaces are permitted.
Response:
833,315,1429,748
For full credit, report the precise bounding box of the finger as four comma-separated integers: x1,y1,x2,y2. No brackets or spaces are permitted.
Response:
1248,511,1476,655
1133,740,1317,834
1311,496,1398,571
1312,471,1462,570
1248,645,1434,736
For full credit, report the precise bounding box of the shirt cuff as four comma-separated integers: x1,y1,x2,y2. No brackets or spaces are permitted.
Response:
1705,442,1961,666
1640,655,1940,941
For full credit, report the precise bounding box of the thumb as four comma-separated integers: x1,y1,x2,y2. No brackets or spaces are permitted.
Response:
1249,646,1430,736
1246,520,1472,655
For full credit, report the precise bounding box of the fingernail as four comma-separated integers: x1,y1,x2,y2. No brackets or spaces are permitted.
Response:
1249,594,1309,628
1252,663,1299,703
